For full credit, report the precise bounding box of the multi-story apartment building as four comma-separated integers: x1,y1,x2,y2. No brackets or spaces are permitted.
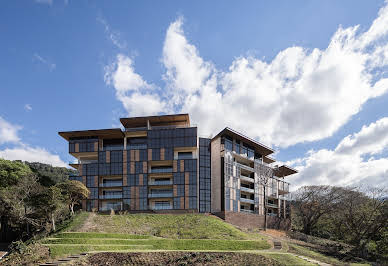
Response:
59,114,296,228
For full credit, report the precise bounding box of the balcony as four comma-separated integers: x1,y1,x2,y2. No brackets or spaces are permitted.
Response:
100,182,123,187
150,205,172,210
240,198,255,204
236,162,255,172
126,144,147,150
240,175,254,183
148,193,173,198
240,209,254,214
148,180,173,186
278,182,290,194
267,212,278,217
100,194,122,199
267,202,279,208
150,167,173,174
240,186,255,194
100,205,122,212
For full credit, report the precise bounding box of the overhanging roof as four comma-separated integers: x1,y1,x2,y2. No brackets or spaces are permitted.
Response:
263,156,276,164
120,114,190,128
274,165,298,177
58,128,124,141
213,127,274,156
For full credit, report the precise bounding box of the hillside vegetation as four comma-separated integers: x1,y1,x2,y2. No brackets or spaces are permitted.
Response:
68,212,262,240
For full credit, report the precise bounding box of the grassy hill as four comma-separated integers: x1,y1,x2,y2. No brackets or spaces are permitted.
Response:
2,212,368,265
65,212,262,240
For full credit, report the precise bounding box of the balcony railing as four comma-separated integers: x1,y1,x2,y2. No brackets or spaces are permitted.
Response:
148,193,173,198
100,194,123,199
240,198,255,204
240,175,254,183
240,186,255,194
267,202,279,208
126,144,147,150
236,163,255,172
240,209,254,213
100,182,123,187
150,168,173,174
148,180,173,186
150,205,172,210
100,205,122,211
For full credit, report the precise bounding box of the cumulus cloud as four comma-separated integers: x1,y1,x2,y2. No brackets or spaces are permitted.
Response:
104,54,167,116
0,146,67,167
0,116,66,167
0,116,21,144
288,117,388,189
105,3,388,148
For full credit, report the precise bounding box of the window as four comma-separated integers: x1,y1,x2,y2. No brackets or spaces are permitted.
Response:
178,152,192,159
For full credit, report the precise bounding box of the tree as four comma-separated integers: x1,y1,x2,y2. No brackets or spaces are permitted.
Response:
333,187,387,254
30,186,65,231
0,159,33,241
0,159,32,188
291,185,342,235
56,180,89,215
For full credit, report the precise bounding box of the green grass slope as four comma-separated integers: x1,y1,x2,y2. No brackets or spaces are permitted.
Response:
66,212,264,240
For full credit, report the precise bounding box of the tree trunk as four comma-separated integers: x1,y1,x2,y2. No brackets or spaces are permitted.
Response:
70,203,74,216
264,186,267,231
51,213,56,231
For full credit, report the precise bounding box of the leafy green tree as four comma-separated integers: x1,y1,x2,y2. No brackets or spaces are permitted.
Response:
0,159,31,188
30,186,65,231
56,180,89,215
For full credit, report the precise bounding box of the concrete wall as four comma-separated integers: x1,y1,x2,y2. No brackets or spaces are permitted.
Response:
210,137,222,212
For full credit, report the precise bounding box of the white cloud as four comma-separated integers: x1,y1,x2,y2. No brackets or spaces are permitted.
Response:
24,104,32,112
0,116,67,167
0,146,67,168
106,2,388,148
288,117,388,189
104,54,167,116
97,16,127,49
0,116,21,144
33,53,56,71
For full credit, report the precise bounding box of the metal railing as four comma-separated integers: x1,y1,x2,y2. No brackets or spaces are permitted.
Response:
150,205,172,210
150,168,173,173
240,198,255,204
126,144,147,150
267,202,279,208
99,206,122,212
100,194,123,199
240,175,254,183
240,186,255,194
148,193,173,198
240,209,254,213
236,162,255,172
100,182,123,187
148,180,173,186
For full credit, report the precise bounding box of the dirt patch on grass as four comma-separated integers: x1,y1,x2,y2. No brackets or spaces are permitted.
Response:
85,252,281,265
264,230,287,238
76,212,99,232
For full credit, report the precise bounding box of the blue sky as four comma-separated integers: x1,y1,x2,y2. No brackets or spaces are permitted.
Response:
1,0,388,188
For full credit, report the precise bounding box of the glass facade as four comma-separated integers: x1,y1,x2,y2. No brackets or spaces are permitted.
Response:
199,138,211,213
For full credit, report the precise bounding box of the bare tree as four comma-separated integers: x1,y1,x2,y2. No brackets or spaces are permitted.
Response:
256,163,273,231
291,185,343,235
334,186,387,254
